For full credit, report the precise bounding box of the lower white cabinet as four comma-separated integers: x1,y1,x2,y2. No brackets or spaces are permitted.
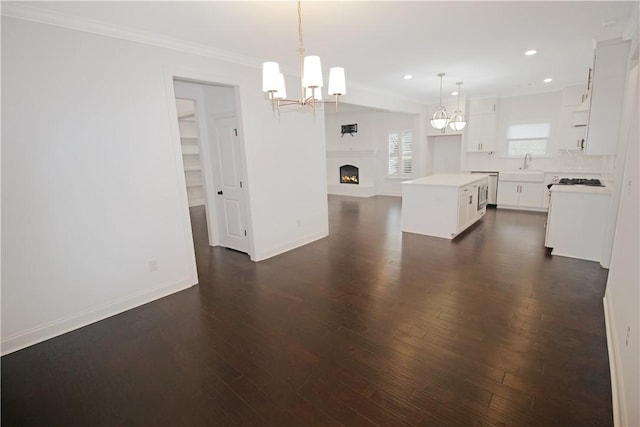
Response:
497,172,546,211
545,186,610,262
457,183,479,232
497,181,544,209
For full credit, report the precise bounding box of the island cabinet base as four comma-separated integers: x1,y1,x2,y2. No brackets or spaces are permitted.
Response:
401,174,488,239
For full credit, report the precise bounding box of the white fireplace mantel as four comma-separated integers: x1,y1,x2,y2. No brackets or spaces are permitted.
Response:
326,149,377,158
326,149,377,197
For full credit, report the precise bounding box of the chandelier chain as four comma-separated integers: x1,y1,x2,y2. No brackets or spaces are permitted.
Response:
297,0,305,56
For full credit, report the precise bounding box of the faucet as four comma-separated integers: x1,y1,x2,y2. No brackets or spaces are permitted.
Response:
522,153,532,170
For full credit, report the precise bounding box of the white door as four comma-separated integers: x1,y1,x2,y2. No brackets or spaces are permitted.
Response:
210,117,249,253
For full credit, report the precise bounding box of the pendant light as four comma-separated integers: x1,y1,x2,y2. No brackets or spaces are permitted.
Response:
449,82,467,131
262,0,346,114
430,73,449,129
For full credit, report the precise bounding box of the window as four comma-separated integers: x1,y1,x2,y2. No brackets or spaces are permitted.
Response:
506,122,550,157
388,130,413,176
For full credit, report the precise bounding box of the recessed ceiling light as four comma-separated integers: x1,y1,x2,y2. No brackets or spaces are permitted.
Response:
525,49,537,56
403,74,413,80
544,77,553,83
451,91,458,96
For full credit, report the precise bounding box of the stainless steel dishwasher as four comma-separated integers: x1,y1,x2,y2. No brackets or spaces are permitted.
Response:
471,171,498,206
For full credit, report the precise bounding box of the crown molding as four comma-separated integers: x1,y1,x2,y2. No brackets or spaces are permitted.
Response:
1,2,263,70
1,2,429,110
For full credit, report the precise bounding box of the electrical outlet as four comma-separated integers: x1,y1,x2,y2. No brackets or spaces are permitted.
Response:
148,260,158,272
626,326,631,348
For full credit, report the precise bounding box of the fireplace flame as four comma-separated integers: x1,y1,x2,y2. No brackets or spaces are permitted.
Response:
341,175,359,184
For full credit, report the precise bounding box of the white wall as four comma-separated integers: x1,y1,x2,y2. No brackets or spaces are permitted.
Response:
430,135,462,174
463,92,604,173
604,62,639,427
325,109,419,197
1,16,328,354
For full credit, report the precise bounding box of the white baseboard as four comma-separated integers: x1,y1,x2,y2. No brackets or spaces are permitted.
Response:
497,205,548,212
1,276,197,356
252,231,328,262
604,293,625,427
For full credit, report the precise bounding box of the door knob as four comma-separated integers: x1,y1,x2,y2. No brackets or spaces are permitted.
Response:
217,191,223,195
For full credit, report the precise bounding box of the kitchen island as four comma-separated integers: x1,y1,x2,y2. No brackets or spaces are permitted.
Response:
401,174,489,239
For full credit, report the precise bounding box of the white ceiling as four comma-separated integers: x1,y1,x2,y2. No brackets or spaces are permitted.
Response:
11,1,637,106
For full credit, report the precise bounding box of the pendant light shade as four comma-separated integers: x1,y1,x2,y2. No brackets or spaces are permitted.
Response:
449,111,467,131
328,67,346,96
430,73,450,130
449,82,467,131
431,107,449,129
303,55,323,88
262,62,281,93
274,73,287,100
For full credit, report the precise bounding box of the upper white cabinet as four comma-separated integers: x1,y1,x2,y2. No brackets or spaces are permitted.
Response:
584,39,630,155
558,106,587,150
465,98,497,152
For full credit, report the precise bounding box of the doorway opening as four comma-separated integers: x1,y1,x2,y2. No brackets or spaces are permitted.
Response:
173,80,250,256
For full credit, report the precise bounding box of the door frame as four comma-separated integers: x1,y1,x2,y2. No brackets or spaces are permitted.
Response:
163,66,254,261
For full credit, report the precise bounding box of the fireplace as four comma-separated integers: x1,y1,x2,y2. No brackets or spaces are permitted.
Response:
340,164,359,184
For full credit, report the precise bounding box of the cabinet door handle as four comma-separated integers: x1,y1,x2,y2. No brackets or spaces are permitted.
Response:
581,139,585,149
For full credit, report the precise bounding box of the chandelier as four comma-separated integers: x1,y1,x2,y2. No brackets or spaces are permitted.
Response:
430,73,449,129
449,82,467,131
262,0,346,114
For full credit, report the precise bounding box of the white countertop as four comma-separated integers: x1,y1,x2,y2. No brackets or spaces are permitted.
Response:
403,173,489,187
550,184,611,195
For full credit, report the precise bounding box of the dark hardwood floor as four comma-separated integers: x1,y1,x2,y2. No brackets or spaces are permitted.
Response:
2,195,612,426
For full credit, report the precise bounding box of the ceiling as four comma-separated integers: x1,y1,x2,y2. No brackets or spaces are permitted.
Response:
11,1,637,106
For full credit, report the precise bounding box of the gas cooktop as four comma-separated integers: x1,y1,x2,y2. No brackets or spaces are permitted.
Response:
547,177,605,190
557,178,604,186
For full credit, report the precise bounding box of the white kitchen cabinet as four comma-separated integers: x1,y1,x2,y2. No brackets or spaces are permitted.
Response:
402,174,488,239
558,106,587,151
542,172,602,209
468,98,497,115
427,124,463,137
465,98,497,153
545,185,611,262
497,181,543,208
457,183,479,232
497,172,545,211
496,181,520,206
584,39,630,156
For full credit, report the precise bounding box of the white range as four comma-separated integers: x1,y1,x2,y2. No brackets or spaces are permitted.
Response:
401,173,489,239
545,183,611,262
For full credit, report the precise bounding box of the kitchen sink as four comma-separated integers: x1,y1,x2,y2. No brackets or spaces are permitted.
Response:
499,171,545,182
